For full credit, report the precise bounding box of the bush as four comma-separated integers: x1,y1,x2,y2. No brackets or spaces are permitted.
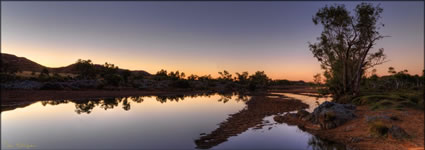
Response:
368,120,389,138
248,71,270,91
104,74,123,86
0,73,20,83
40,82,64,90
170,80,191,89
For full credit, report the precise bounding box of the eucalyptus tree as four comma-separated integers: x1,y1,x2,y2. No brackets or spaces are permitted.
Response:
309,3,387,99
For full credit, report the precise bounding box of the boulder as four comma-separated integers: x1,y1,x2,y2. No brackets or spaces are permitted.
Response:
311,101,356,129
389,125,410,139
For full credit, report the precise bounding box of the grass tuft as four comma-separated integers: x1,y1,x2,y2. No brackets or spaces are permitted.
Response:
368,120,389,138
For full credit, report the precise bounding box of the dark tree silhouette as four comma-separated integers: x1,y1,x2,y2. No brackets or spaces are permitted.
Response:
218,70,232,81
309,3,387,99
235,72,249,84
75,59,97,79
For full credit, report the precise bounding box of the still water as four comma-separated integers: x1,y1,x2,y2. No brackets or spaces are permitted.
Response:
1,93,344,150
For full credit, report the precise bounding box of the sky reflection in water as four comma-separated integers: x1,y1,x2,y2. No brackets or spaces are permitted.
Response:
2,93,344,150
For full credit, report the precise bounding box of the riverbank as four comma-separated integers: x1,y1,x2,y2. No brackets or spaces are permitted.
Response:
1,85,313,103
274,106,424,150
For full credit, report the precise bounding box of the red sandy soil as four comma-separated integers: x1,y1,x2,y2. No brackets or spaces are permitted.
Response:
275,106,424,150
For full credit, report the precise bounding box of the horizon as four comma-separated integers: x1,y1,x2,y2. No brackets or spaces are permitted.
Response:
2,2,424,81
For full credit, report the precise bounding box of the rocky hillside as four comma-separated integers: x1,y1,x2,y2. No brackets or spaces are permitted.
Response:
1,53,151,75
1,53,46,72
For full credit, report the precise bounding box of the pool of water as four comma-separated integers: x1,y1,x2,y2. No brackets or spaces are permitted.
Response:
273,92,332,112
1,93,344,150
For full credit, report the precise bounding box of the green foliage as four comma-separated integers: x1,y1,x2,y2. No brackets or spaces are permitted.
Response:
363,67,423,91
352,88,424,110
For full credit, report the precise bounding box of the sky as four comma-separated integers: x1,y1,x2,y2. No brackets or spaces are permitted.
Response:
1,2,423,81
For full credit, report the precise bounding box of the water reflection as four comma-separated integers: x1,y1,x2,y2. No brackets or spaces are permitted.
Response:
36,92,251,115
273,92,332,112
194,95,309,149
2,92,345,150
195,93,345,150
2,93,248,150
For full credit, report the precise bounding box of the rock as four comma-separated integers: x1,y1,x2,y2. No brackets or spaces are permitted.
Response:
301,114,312,122
295,110,313,122
311,101,356,129
296,109,310,119
389,125,410,140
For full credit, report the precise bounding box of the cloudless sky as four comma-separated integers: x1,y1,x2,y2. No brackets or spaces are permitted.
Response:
1,2,423,81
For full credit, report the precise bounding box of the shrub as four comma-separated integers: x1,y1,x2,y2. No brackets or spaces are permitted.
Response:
104,74,123,86
40,82,64,90
248,71,270,91
75,59,97,79
368,120,389,138
170,80,191,89
0,73,20,83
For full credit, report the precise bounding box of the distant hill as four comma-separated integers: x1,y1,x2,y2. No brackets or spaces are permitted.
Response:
1,53,46,72
1,53,151,76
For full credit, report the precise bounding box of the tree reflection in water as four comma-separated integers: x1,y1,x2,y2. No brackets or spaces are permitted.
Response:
33,92,345,149
41,100,69,106
39,92,246,115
